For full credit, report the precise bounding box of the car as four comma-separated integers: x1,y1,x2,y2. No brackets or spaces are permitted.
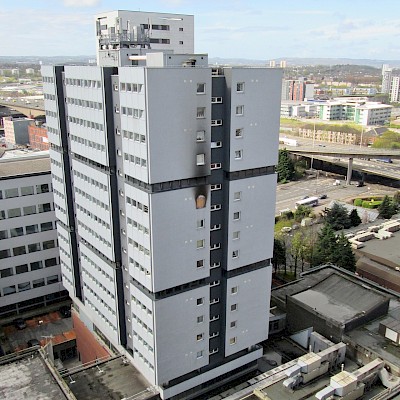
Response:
13,318,27,330
319,194,328,199
59,305,71,318
27,339,41,347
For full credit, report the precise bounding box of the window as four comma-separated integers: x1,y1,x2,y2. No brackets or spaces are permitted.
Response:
196,154,205,166
196,239,205,249
0,211,4,220
211,119,223,126
234,191,242,201
13,246,26,256
36,184,49,194
10,227,24,237
234,150,243,160
23,205,36,216
196,107,206,118
179,41,183,45
197,350,203,358
28,243,41,253
45,258,57,268
21,186,34,196
211,96,223,103
197,219,205,229
237,82,245,92
197,260,205,269
0,249,11,260
179,27,184,31
8,208,22,218
196,333,204,341
32,278,45,288
47,275,59,284
18,282,31,292
233,211,241,220
5,188,18,198
26,224,39,235
38,203,51,213
235,128,243,138
211,262,221,269
210,184,221,191
210,163,221,170
197,83,206,94
0,230,7,240
235,105,244,116
231,303,238,312
196,298,204,306
210,224,221,231
210,243,221,250
230,320,237,328
43,240,55,250
197,315,204,323
0,267,13,277
210,280,220,287
229,337,237,345
31,261,43,271
196,130,205,142
16,264,28,274
3,285,16,295
41,222,53,231
231,286,238,294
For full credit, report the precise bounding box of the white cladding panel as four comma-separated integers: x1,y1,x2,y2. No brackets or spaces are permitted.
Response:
149,187,210,292
153,286,210,384
224,267,271,357
227,174,276,271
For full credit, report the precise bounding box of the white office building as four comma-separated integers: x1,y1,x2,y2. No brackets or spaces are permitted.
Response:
0,152,67,318
42,10,281,399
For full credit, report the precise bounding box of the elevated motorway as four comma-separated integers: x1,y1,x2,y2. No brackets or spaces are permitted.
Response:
0,100,45,118
281,135,400,184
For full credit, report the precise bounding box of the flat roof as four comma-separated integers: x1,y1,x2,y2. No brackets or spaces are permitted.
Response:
292,273,388,324
0,152,50,178
0,351,68,399
68,357,157,400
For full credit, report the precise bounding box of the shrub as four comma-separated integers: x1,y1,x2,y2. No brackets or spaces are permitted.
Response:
354,198,363,207
362,200,382,209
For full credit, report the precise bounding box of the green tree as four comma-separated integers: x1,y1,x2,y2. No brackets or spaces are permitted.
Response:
294,205,312,222
272,238,286,274
349,209,362,227
324,203,351,230
378,195,397,219
314,223,356,271
277,149,295,183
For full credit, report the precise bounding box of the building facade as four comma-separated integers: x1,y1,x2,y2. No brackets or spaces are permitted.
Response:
28,122,49,151
42,10,281,399
0,153,67,318
4,117,32,146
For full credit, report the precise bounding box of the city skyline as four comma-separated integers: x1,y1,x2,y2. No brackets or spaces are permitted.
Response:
2,0,400,60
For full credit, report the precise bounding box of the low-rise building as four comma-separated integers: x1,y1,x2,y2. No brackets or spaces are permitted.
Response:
3,117,33,146
0,151,67,318
28,121,49,151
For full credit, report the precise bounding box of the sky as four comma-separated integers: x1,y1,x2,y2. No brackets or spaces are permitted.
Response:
1,0,400,60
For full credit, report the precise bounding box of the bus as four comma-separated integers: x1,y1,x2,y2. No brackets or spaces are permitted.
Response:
295,196,319,209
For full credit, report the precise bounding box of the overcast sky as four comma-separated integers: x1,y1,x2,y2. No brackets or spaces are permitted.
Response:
1,0,400,60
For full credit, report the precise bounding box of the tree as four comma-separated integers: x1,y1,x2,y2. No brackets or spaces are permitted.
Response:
324,203,351,230
272,238,286,274
349,209,361,227
290,230,313,277
277,149,295,183
294,205,312,222
378,195,397,219
313,223,356,272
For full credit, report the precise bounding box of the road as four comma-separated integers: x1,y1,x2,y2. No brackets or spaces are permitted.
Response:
275,177,398,216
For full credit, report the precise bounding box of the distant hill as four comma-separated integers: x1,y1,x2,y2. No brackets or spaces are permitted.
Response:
209,57,400,68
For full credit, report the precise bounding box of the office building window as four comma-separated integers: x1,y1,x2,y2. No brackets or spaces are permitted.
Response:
234,191,241,201
0,230,7,240
197,107,206,118
0,267,13,277
231,303,238,312
196,130,205,142
236,105,244,116
5,188,18,198
8,208,22,218
197,219,205,229
36,184,50,194
196,154,205,166
232,231,240,240
21,186,34,196
18,282,31,292
16,264,28,274
237,82,245,92
197,350,203,358
32,278,45,288
3,285,16,295
230,320,237,328
231,286,238,294
232,250,239,258
197,83,206,94
28,243,41,253
233,211,241,220
10,227,23,237
26,224,39,235
229,337,237,345
197,315,204,323
196,298,204,306
196,333,204,341
235,128,243,138
13,246,26,256
196,239,205,249
234,150,243,159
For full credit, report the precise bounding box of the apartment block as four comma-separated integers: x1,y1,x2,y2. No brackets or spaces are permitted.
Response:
42,10,281,399
4,117,32,146
0,153,67,318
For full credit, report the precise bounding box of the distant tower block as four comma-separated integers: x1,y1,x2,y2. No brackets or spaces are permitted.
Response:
280,60,287,68
269,60,276,67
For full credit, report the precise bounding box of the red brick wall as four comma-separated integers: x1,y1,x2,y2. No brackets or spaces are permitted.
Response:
28,124,49,150
72,312,110,364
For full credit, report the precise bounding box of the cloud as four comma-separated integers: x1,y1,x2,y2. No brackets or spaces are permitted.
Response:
63,0,100,7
